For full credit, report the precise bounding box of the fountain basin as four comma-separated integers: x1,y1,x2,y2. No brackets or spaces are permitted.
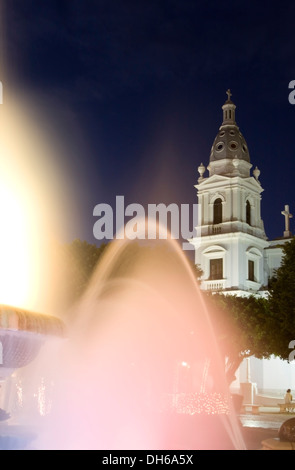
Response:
0,304,65,379
0,304,65,448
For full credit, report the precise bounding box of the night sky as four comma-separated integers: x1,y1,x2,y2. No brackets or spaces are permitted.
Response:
2,0,295,250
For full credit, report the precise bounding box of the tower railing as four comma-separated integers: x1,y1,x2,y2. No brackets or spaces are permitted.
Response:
202,280,226,291
212,225,222,234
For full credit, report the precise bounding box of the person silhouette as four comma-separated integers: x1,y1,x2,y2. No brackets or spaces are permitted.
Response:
284,389,293,412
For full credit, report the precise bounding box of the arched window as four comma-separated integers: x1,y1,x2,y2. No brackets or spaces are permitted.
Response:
213,198,222,224
246,200,251,225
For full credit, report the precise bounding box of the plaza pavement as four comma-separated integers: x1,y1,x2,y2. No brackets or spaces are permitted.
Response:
239,409,293,450
0,408,292,450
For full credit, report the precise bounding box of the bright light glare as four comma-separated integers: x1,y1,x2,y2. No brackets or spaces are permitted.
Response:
0,181,33,307
0,90,76,312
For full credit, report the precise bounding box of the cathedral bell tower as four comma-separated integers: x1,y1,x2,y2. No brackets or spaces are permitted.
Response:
190,90,270,296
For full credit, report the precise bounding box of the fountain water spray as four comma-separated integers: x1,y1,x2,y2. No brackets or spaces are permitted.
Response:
28,222,245,450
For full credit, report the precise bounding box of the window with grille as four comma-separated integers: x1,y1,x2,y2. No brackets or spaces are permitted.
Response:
210,258,223,280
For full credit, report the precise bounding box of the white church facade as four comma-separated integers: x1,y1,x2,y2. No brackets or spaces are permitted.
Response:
190,90,295,397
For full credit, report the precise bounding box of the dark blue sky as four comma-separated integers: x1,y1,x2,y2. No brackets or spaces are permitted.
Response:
2,0,295,247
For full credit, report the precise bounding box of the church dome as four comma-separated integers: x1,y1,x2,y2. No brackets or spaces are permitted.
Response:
209,90,250,164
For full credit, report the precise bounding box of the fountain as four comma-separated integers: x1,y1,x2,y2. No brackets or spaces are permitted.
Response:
22,228,245,450
0,304,65,449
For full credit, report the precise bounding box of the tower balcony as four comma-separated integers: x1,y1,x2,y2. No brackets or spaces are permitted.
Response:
212,225,222,235
198,221,267,239
202,279,226,291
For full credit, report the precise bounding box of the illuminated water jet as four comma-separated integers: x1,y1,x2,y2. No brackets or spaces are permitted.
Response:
0,88,80,313
27,224,246,450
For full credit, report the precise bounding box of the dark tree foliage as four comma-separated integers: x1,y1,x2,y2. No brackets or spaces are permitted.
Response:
204,293,271,384
267,237,295,360
193,263,203,282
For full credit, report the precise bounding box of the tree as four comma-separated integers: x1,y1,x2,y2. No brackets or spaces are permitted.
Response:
204,293,272,384
267,236,295,360
192,263,203,283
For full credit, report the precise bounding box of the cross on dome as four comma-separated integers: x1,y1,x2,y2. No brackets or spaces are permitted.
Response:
226,89,232,102
281,204,293,238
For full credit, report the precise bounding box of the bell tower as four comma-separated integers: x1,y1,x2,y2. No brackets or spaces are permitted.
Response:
190,91,270,296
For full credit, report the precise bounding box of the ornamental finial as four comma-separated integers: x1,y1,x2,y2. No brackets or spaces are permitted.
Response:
226,89,232,101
